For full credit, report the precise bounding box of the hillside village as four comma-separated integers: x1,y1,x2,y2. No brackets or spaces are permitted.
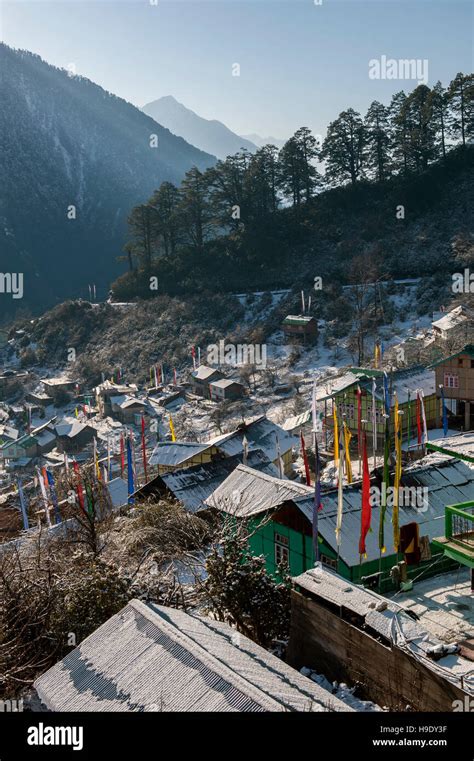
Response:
0,288,473,713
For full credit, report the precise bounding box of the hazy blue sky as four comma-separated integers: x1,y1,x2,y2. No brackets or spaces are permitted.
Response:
1,0,472,140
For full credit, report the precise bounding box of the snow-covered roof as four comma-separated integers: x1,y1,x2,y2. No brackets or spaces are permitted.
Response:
148,441,212,468
294,566,474,694
426,432,474,463
208,416,297,461
432,305,473,333
282,315,316,325
191,365,222,382
54,418,90,439
33,600,350,712
209,378,243,389
282,410,312,431
110,395,146,409
139,450,279,514
204,464,313,516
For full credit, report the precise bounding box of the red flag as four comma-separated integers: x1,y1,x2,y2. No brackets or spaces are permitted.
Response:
416,392,422,445
72,460,85,512
141,416,148,483
300,431,311,486
358,432,372,556
120,432,125,476
357,386,362,458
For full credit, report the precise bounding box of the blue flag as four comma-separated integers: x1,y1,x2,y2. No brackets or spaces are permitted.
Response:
313,435,321,562
127,436,135,504
17,478,29,530
46,470,61,524
440,386,448,437
383,372,390,417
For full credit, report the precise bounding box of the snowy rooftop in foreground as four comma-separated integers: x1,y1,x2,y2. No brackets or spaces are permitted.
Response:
294,566,474,693
389,568,474,644
34,600,351,712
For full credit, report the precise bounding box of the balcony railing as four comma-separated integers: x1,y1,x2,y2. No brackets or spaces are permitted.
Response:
445,501,474,548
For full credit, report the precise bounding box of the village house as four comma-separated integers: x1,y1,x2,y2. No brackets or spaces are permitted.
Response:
432,304,473,341
94,380,138,417
318,365,437,454
148,441,221,475
148,417,296,478
209,378,245,402
204,454,474,591
26,390,53,407
281,314,318,344
286,566,474,712
33,600,350,712
109,395,147,425
430,344,474,431
136,450,278,513
0,433,38,463
207,416,298,477
40,377,77,396
189,365,224,397
54,418,95,454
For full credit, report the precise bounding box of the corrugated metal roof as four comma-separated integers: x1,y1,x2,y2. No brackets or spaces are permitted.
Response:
282,410,312,431
141,450,279,513
107,477,129,509
426,432,474,463
293,567,474,692
34,600,350,712
191,365,222,381
149,441,212,467
209,417,298,461
295,456,474,567
204,464,313,516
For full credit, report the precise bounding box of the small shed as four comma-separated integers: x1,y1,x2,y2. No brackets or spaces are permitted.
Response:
282,315,317,344
209,378,245,402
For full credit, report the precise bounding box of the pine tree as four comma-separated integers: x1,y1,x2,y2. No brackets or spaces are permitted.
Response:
429,81,449,160
389,91,410,175
178,167,213,250
447,72,474,146
364,101,391,182
321,108,365,186
401,85,436,172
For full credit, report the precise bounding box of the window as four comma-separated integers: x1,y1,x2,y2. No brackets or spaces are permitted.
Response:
444,373,459,389
471,360,474,369
338,403,354,420
274,533,289,567
457,358,464,367
320,553,337,570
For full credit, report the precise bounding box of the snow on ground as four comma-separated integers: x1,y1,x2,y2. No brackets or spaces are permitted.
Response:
389,568,474,644
300,667,383,711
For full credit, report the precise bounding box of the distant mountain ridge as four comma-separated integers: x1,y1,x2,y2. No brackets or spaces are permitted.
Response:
0,44,216,312
142,95,258,160
240,133,286,149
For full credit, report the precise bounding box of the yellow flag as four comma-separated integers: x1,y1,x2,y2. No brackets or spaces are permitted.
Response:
74,407,78,419
333,404,339,464
169,415,176,442
374,343,381,368
343,422,353,484
393,393,402,552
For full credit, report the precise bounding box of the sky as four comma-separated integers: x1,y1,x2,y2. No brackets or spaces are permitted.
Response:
1,0,473,141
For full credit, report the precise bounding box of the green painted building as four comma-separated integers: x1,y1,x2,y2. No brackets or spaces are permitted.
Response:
316,365,438,454
205,457,473,592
